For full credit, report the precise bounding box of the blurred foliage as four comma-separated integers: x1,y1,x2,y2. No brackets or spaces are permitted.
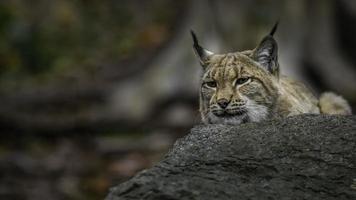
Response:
0,0,181,89
0,1,184,199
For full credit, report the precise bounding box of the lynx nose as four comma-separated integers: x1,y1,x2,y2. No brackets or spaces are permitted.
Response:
217,98,230,109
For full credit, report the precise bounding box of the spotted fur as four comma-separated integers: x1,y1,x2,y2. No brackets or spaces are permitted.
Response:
191,25,351,125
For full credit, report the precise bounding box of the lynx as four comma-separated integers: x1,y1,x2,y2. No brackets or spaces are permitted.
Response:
191,23,351,125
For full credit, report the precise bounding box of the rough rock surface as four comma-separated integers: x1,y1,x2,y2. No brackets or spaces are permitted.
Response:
106,115,356,200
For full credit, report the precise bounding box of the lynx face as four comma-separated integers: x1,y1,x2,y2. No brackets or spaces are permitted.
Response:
191,23,280,125
199,53,278,125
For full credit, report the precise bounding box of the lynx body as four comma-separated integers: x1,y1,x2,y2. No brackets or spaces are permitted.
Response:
191,24,351,125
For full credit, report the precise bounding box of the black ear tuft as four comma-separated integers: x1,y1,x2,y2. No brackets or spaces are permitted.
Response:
190,30,214,66
269,21,279,36
190,30,204,59
253,23,279,76
190,30,199,47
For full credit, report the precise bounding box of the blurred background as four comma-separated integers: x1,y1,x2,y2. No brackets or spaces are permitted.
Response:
0,0,355,199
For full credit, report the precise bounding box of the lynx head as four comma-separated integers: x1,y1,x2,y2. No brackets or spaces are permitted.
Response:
192,23,280,125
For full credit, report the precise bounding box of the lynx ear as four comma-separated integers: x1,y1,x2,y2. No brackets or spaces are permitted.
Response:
190,30,214,67
253,22,279,76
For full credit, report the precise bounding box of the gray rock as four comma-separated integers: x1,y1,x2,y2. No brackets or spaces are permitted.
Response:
106,115,356,200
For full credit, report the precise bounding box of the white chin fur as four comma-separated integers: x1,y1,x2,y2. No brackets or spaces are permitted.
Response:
207,112,246,125
245,100,268,122
206,100,268,125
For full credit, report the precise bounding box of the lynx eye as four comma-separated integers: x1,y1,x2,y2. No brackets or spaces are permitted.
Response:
235,77,250,85
204,81,217,88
